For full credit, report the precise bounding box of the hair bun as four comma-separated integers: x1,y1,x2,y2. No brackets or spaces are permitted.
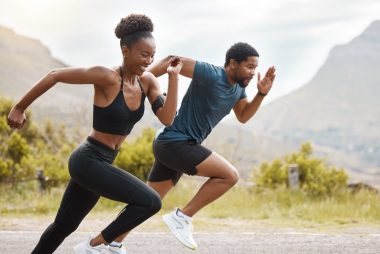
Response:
115,14,154,39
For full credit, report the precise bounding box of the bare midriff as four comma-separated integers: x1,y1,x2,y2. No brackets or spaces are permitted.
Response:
89,129,128,150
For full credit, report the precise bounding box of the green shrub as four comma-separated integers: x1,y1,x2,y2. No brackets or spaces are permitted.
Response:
0,96,74,184
253,142,348,196
114,128,155,181
1,96,158,186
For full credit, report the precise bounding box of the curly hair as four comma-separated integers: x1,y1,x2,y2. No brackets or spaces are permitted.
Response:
224,42,259,67
115,14,154,48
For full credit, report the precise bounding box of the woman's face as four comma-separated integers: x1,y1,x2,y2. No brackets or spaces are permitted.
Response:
124,37,156,76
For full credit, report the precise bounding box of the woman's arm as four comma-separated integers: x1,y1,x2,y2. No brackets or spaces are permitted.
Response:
148,55,195,79
145,58,183,126
7,66,113,129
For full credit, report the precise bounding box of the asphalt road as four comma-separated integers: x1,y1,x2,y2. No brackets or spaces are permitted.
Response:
1,215,379,254
1,230,379,254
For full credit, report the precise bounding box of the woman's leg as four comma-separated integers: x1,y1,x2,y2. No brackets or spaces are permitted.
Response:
31,180,99,254
109,179,174,243
74,162,162,244
109,156,177,244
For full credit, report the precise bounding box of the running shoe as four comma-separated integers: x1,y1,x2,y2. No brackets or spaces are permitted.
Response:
162,208,198,250
73,236,109,254
108,241,127,254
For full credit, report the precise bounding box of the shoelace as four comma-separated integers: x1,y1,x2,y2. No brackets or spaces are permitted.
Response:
108,243,125,254
175,210,194,233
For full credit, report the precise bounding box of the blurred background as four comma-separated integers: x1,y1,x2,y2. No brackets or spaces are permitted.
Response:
0,0,379,221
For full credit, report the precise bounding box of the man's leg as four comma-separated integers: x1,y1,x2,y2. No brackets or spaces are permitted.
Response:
148,179,175,198
159,151,239,250
181,151,239,217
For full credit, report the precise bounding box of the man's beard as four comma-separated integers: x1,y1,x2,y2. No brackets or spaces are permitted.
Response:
234,73,250,88
236,77,249,88
237,80,248,88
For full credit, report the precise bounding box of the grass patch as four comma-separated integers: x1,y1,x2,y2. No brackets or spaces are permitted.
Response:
1,178,379,229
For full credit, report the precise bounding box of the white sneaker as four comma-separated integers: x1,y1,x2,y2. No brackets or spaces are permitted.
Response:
74,236,109,254
162,208,198,250
108,241,126,254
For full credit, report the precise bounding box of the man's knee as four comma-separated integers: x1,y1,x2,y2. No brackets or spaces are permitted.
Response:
226,167,239,186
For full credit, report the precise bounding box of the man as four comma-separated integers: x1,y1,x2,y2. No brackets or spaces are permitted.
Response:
121,42,276,250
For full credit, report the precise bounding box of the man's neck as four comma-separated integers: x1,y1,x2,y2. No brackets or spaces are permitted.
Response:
224,66,236,86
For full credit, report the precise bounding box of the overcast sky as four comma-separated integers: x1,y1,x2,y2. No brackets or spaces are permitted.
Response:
1,0,379,103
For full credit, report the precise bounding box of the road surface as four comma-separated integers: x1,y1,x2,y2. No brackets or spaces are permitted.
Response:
0,216,379,253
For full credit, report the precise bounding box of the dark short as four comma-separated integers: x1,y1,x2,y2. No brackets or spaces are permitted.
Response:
148,139,212,185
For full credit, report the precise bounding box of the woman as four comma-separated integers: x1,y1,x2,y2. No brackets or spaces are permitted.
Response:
7,14,182,254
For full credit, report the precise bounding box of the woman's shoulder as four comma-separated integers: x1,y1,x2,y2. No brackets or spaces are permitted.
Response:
138,72,158,96
139,71,157,87
93,65,119,76
139,71,155,81
92,65,120,81
86,65,120,89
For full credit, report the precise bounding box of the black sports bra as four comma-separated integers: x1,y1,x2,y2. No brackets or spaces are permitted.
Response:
92,67,146,135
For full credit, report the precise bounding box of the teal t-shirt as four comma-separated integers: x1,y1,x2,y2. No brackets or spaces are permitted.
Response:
157,61,247,143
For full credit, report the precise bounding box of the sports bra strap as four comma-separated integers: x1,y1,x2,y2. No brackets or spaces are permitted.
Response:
137,77,145,95
119,66,124,90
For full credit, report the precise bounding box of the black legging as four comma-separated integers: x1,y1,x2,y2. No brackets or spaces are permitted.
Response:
32,137,162,254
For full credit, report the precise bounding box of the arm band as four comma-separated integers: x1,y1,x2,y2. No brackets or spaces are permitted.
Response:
152,95,165,115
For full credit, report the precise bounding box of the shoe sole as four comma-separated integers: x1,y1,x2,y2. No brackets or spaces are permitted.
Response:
162,214,197,250
73,243,108,254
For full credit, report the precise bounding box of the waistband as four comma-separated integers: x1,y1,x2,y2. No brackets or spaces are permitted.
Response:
85,136,119,161
154,139,198,145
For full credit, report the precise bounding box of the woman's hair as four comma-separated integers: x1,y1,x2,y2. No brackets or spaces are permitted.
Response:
115,14,154,48
224,42,259,67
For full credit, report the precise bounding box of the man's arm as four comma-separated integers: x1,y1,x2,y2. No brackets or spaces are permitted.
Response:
148,55,196,79
233,66,276,123
233,95,265,123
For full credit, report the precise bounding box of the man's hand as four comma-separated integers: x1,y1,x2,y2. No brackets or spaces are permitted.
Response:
257,66,276,96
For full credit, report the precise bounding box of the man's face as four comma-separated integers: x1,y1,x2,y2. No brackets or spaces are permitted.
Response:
234,56,258,87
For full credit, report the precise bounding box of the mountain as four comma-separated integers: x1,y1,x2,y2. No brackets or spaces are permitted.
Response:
0,26,93,127
239,20,380,185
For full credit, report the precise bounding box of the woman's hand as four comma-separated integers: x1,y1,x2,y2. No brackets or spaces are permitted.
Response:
7,105,27,129
167,56,183,76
